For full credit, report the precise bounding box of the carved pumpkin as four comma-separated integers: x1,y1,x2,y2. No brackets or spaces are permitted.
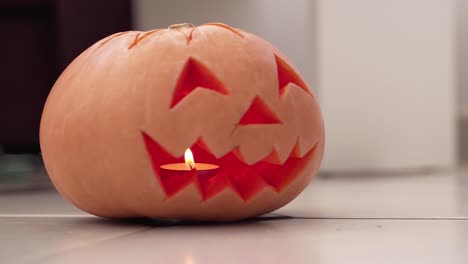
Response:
40,23,324,221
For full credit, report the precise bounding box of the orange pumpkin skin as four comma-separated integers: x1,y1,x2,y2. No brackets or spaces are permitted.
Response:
40,23,324,221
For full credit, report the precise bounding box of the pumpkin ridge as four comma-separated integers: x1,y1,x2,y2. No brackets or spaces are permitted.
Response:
170,29,192,44
187,27,197,44
98,31,130,48
128,29,161,49
128,33,141,49
203,22,244,38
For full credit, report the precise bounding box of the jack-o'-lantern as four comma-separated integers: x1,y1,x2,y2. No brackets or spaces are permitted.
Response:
40,23,324,221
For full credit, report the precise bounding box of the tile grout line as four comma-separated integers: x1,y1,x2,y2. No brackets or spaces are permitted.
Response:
39,227,155,262
0,214,94,218
285,216,468,220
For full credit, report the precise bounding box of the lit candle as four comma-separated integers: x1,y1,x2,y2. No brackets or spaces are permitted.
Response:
160,148,219,179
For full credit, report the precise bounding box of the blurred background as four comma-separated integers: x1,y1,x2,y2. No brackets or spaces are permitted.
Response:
0,0,461,191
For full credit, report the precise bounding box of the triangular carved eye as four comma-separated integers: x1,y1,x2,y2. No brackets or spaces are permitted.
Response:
275,54,310,95
171,57,229,108
239,96,282,125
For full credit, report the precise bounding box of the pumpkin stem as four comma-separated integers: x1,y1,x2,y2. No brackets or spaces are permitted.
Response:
169,23,195,30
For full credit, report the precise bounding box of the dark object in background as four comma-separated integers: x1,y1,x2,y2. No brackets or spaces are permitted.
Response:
0,0,132,153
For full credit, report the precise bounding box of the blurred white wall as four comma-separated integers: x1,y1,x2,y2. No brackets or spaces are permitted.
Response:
458,0,468,118
319,0,456,171
457,0,468,164
134,0,456,171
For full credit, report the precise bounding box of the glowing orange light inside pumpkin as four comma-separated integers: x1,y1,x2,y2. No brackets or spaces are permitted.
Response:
185,148,195,169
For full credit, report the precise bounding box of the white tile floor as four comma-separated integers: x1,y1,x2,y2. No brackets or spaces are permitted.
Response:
1,169,467,263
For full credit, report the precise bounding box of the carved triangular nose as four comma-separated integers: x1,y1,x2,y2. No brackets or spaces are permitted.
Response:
239,96,282,125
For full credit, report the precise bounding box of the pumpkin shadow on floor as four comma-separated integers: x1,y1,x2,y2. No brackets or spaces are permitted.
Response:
77,213,297,228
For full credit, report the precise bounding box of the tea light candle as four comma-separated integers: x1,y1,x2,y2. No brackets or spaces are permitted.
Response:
160,148,219,179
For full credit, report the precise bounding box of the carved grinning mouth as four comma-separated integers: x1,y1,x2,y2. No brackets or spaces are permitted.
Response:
142,132,316,201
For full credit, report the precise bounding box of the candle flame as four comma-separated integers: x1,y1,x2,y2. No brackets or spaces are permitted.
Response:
184,148,195,169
